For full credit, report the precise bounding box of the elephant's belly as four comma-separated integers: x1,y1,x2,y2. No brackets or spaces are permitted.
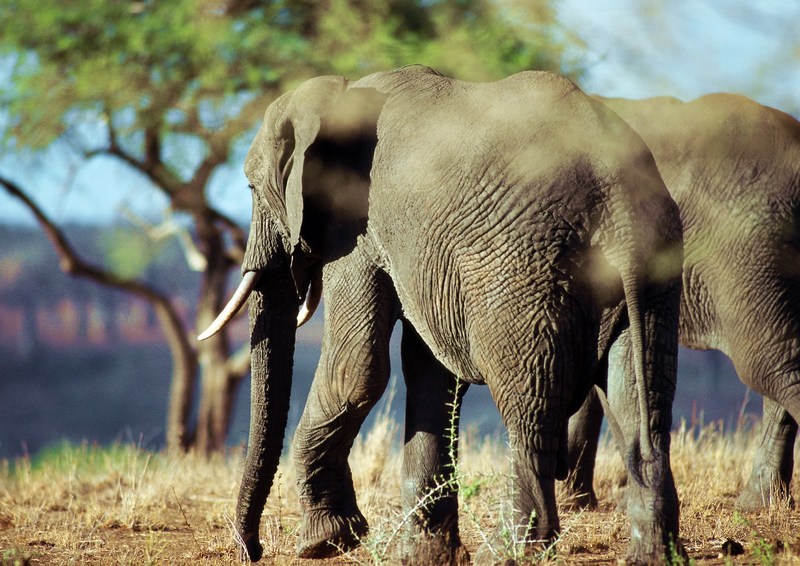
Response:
392,275,489,386
678,265,724,352
390,245,600,392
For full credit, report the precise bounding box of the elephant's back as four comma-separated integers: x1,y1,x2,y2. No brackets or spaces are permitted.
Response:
369,69,657,206
368,68,674,297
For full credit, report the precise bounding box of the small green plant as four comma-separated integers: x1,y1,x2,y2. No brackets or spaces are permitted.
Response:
733,509,748,528
664,535,693,566
141,530,168,566
751,536,776,566
1,549,33,566
731,510,778,566
459,476,484,500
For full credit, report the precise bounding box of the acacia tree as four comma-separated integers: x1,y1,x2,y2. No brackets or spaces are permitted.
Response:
0,0,579,454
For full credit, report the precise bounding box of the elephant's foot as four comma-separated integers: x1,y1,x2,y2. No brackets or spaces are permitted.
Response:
624,535,686,566
561,483,598,510
401,531,470,566
296,507,368,558
736,477,793,512
625,501,683,564
623,461,683,564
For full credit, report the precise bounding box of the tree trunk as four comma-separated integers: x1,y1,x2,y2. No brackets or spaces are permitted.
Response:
158,298,198,453
191,211,241,454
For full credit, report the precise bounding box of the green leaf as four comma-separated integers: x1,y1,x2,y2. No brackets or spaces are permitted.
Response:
99,227,164,279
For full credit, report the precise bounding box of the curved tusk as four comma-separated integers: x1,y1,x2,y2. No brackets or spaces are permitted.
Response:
197,271,261,341
296,270,322,327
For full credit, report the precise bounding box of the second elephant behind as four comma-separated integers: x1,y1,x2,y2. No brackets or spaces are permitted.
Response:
567,93,800,511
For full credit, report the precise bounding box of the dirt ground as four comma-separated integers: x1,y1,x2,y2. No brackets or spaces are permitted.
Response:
2,420,800,564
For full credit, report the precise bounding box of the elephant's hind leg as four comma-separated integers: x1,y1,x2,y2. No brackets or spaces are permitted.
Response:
473,394,563,566
606,329,682,564
736,397,796,511
294,252,398,558
473,353,574,563
565,385,604,510
399,320,470,565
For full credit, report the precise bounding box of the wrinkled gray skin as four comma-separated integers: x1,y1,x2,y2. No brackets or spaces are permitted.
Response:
225,66,684,564
567,94,800,512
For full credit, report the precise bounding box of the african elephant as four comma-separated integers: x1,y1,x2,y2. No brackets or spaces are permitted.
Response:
199,65,684,564
566,93,800,511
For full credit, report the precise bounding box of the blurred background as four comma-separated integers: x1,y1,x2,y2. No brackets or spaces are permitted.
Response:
0,0,797,460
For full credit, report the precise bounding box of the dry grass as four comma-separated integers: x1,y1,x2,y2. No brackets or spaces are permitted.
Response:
2,414,800,565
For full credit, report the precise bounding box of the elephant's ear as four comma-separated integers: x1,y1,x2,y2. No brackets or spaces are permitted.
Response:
282,76,348,250
247,76,348,250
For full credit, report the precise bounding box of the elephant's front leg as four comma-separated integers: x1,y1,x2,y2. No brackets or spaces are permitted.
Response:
294,252,398,558
400,320,470,565
737,397,797,511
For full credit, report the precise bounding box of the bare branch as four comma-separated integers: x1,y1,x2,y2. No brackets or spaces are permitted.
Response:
85,143,185,200
0,175,194,354
226,341,252,380
210,208,247,263
144,125,161,171
121,208,209,272
190,153,224,194
81,109,183,199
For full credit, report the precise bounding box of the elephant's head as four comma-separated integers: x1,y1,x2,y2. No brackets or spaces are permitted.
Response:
197,76,385,561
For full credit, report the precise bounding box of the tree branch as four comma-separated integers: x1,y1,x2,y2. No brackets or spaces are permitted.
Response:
143,124,161,171
226,341,252,380
86,109,184,199
210,207,247,264
0,175,194,355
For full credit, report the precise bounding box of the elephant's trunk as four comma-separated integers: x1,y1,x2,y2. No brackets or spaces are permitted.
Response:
235,263,299,562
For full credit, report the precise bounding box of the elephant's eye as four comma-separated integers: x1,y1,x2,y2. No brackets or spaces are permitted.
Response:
247,183,255,191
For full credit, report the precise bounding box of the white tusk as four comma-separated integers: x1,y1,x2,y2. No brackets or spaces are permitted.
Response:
197,271,261,341
296,270,322,327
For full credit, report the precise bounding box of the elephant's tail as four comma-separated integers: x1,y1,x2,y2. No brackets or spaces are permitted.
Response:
620,265,655,462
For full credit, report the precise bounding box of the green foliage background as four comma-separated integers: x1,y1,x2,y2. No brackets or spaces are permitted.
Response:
1,0,580,149
0,0,581,273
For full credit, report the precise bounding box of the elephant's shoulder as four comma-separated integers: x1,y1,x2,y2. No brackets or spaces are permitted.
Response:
503,69,579,90
351,66,449,96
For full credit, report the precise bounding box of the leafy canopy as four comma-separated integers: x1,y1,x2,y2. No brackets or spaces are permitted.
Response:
1,0,579,169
